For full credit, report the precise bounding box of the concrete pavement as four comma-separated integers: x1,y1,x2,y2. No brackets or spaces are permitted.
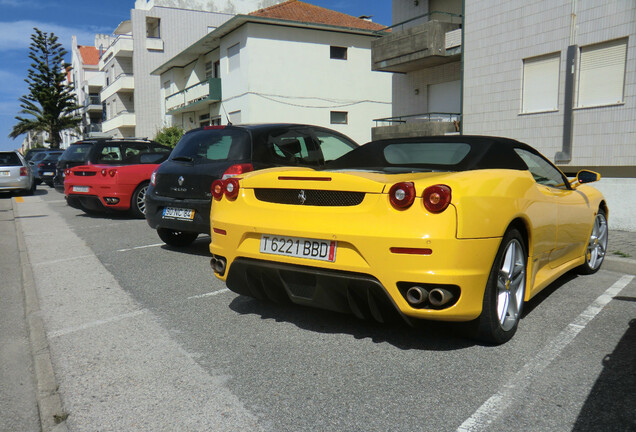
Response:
2,191,635,432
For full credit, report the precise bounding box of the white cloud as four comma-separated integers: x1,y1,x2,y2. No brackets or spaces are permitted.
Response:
0,20,102,51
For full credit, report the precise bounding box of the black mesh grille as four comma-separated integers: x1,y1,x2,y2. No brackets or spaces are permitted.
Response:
254,188,365,206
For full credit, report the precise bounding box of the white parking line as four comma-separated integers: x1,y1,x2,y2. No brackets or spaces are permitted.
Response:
33,254,96,266
187,288,230,300
117,243,164,252
48,310,147,338
457,274,634,432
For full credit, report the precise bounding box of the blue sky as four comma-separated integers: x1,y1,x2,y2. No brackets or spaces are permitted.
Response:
0,0,391,151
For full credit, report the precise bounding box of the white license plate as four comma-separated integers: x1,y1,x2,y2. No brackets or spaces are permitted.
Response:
43,171,54,176
0,171,9,176
260,235,336,262
72,186,89,192
163,207,195,220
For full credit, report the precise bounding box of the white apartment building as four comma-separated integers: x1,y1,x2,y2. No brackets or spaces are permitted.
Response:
152,1,392,144
372,0,635,230
98,0,284,139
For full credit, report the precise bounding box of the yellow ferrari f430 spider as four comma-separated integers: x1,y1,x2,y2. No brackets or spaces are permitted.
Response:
209,136,608,344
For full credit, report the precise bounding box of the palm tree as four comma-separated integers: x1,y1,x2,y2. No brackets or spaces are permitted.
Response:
9,28,80,148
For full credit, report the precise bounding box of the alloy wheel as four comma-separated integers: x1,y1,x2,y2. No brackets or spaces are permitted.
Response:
586,212,608,270
496,239,526,331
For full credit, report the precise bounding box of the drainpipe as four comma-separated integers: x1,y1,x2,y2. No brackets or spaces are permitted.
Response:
555,0,578,163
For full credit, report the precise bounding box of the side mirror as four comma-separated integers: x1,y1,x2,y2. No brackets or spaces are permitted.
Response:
577,170,601,184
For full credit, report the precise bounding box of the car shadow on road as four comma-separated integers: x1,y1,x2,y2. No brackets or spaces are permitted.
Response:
228,295,476,351
160,236,212,257
520,270,579,318
571,318,636,431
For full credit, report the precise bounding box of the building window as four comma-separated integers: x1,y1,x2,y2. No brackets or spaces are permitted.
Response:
205,61,213,79
577,38,628,108
521,53,560,113
146,17,160,38
214,61,220,78
228,43,240,72
330,111,348,124
211,116,222,126
330,46,348,60
228,110,241,124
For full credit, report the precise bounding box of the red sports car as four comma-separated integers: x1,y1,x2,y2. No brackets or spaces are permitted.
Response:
65,150,170,218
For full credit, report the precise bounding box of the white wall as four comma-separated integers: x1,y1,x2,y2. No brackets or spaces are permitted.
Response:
220,23,392,144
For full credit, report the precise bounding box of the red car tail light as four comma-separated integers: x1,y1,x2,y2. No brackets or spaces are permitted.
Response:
101,169,107,176
211,179,225,200
224,178,240,200
65,169,71,175
38,163,45,168
20,167,28,176
423,184,451,213
204,125,226,130
222,163,253,180
389,182,415,209
108,169,117,177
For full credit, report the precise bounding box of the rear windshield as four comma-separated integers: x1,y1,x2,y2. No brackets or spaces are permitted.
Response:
62,144,93,163
94,143,170,165
0,152,21,166
43,152,63,162
170,128,251,164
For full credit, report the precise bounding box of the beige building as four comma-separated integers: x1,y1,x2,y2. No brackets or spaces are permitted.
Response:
372,0,635,230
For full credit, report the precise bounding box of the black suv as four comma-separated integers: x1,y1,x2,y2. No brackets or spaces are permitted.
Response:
53,138,169,192
146,124,358,246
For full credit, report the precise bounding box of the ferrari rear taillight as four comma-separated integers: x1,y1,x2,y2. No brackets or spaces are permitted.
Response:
222,163,253,180
20,167,27,176
211,179,224,200
423,184,451,213
389,182,415,209
224,178,240,200
100,169,116,177
211,178,241,201
65,169,71,175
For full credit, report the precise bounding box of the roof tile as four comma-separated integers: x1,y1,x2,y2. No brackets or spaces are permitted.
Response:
249,0,385,32
78,46,99,65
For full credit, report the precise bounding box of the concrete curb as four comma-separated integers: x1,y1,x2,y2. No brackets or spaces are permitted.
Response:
604,256,636,276
14,200,70,432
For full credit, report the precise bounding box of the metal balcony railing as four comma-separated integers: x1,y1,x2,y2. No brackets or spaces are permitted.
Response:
375,11,463,34
165,77,222,114
373,113,461,127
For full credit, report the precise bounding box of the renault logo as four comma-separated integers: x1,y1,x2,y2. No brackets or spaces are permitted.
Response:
298,190,307,205
178,176,185,186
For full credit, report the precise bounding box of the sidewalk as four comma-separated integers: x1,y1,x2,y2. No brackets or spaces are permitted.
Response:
0,196,40,431
605,229,636,275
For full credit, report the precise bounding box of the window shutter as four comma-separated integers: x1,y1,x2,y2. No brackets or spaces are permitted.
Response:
577,39,627,108
522,54,560,113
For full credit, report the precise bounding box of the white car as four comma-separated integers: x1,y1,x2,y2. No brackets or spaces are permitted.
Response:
0,151,36,195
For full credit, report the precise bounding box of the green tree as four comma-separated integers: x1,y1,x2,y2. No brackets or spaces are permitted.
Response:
154,126,185,148
9,28,80,149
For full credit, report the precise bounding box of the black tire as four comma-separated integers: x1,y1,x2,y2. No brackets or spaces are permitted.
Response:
473,228,527,345
130,182,149,219
578,209,608,275
157,228,199,247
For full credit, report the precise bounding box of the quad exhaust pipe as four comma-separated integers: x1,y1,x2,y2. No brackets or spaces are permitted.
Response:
210,256,227,275
405,286,454,308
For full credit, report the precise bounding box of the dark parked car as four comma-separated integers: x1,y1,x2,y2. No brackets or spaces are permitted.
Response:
35,151,63,186
24,147,50,163
0,150,35,195
146,124,359,246
53,138,168,193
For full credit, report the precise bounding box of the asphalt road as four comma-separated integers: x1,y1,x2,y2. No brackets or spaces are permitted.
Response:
11,188,636,431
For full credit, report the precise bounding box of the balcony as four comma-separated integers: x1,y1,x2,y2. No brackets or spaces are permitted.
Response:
372,12,462,73
146,37,164,51
99,35,133,69
101,110,136,133
165,78,222,115
100,73,134,101
84,95,102,113
372,113,460,140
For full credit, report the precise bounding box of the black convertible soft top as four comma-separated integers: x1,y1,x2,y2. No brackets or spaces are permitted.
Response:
324,135,534,172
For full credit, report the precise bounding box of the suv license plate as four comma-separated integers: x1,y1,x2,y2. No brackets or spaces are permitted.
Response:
163,207,195,220
260,235,336,262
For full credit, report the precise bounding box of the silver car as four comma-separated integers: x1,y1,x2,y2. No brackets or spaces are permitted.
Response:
0,151,36,195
